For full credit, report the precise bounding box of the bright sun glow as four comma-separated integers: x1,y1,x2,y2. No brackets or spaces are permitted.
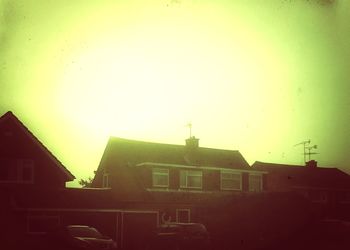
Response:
54,1,292,145
3,0,348,185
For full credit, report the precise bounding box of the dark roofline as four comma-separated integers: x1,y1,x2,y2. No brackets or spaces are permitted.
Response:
253,161,306,168
108,136,242,153
252,160,341,171
0,111,75,181
96,136,251,172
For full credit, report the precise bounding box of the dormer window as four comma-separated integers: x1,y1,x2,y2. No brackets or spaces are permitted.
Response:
152,168,169,187
221,170,242,190
180,170,202,189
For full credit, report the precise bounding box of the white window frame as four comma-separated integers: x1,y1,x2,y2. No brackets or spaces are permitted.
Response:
176,209,191,223
249,173,263,192
180,170,202,189
102,173,110,188
220,170,242,191
152,168,169,188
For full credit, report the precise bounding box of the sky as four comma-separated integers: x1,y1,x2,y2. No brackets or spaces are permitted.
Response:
0,0,349,186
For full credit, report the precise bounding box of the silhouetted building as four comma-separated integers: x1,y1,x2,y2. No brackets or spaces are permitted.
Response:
252,160,350,220
0,111,75,189
0,112,158,250
3,110,348,249
0,111,75,249
92,136,267,224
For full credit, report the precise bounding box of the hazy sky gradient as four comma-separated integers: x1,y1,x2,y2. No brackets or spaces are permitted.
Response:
0,0,349,186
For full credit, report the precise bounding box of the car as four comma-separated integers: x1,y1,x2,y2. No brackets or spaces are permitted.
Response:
149,223,210,250
45,225,117,250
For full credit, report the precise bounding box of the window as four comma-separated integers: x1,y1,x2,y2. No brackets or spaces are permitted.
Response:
249,174,262,192
3,130,13,137
180,170,202,189
176,209,190,223
340,192,350,203
0,163,10,181
309,190,328,203
0,158,34,183
102,173,110,188
221,171,242,190
18,159,34,183
152,168,169,187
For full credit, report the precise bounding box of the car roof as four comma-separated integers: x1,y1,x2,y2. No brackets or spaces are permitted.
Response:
160,223,203,226
158,223,207,230
66,225,93,229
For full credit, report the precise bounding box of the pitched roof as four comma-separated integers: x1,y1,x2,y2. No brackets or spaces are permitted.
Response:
93,137,252,202
100,137,250,169
252,161,350,190
0,111,75,181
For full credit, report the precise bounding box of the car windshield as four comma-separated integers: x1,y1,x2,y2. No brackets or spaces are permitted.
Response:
68,226,103,238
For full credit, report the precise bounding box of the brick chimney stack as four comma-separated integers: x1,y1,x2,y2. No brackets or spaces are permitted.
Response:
306,160,317,168
185,136,199,150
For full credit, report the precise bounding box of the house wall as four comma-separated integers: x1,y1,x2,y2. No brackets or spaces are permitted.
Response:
203,169,220,191
0,118,67,190
94,163,266,195
242,173,249,191
263,171,350,220
141,165,265,193
263,172,293,192
169,168,179,189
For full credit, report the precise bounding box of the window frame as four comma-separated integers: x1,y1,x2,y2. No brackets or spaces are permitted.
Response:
340,191,350,204
152,168,169,188
248,173,263,192
180,170,202,189
309,190,328,203
176,209,191,223
220,170,242,191
18,159,34,183
102,173,110,188
0,158,34,184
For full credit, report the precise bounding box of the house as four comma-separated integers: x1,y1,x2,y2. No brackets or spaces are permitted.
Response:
0,112,160,250
0,111,76,248
252,160,350,220
0,111,75,190
0,110,323,249
92,136,267,224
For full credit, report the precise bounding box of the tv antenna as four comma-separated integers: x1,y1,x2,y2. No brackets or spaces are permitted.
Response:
186,122,192,138
294,139,318,163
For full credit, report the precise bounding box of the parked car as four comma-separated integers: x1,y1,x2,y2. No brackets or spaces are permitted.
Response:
149,223,210,250
46,225,117,250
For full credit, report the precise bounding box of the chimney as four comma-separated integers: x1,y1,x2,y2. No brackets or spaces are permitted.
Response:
185,136,199,150
306,160,317,168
